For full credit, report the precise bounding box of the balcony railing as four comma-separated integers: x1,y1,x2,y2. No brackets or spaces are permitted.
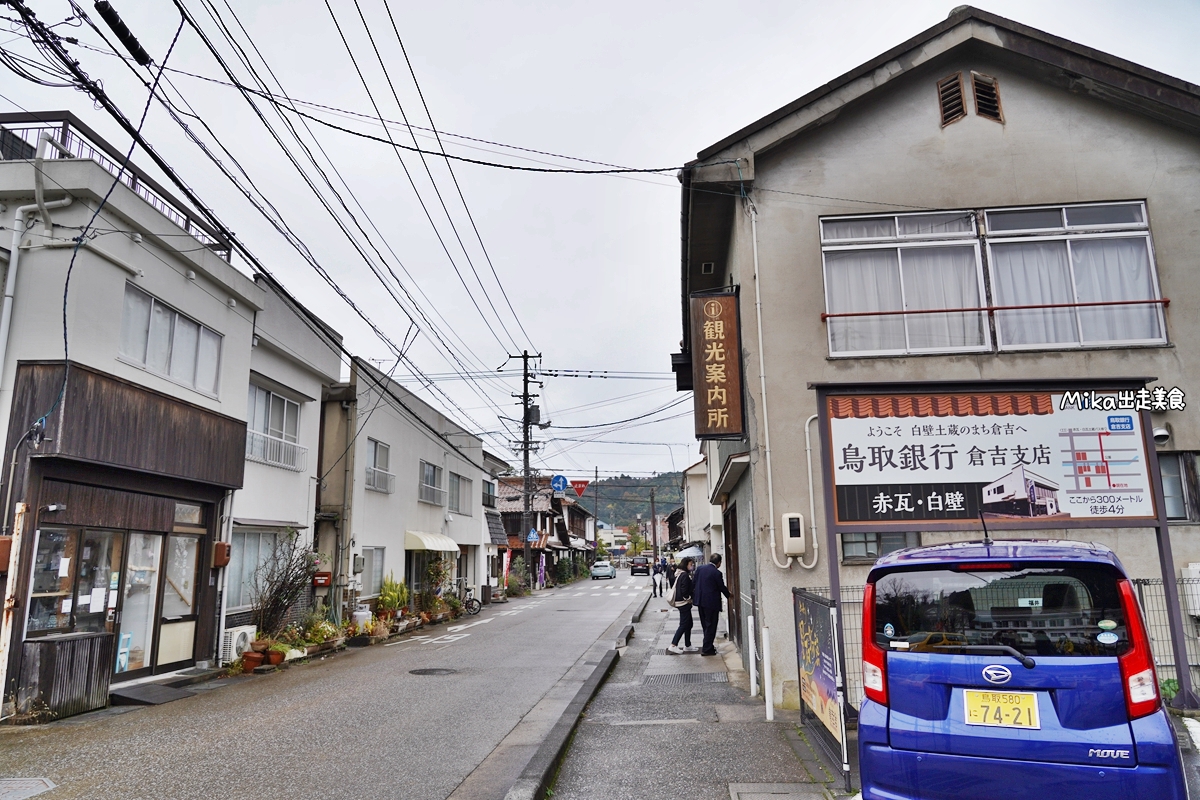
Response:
0,112,232,261
419,481,446,505
245,430,308,472
366,466,396,494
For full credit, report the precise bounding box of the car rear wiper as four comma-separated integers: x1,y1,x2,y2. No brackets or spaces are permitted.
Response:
930,644,1036,669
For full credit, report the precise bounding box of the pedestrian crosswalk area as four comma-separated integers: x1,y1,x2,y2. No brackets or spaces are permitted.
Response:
564,576,644,598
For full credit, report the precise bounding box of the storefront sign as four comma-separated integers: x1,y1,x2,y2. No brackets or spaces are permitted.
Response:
823,389,1159,529
690,291,745,439
794,589,843,745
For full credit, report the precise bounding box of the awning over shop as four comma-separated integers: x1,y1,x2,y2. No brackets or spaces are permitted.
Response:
405,530,460,552
233,518,309,529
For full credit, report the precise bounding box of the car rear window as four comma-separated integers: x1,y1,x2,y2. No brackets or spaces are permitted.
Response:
873,563,1129,658
633,558,647,564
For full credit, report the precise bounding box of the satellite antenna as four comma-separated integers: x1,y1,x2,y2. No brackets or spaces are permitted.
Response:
979,508,993,547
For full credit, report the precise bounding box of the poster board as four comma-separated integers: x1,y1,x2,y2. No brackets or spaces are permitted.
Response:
794,588,850,788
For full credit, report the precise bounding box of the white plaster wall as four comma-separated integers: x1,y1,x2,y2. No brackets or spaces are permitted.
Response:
706,54,1200,708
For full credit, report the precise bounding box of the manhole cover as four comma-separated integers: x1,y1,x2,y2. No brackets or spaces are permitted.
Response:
0,778,57,800
409,668,457,676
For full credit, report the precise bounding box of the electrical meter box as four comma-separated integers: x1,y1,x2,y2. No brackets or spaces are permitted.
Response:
782,513,805,555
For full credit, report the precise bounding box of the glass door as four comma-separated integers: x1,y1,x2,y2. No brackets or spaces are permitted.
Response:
156,534,200,669
74,530,124,634
115,532,163,679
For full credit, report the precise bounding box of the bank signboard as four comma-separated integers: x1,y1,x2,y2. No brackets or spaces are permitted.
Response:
822,388,1161,530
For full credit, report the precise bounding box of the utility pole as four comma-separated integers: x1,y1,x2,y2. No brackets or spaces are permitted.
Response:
650,486,658,562
515,350,540,592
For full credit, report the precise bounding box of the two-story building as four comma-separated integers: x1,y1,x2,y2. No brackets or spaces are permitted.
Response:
673,8,1200,711
0,112,259,714
315,358,487,619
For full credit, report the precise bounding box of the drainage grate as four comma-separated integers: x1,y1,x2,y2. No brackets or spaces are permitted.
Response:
409,668,458,676
0,778,57,800
644,672,728,686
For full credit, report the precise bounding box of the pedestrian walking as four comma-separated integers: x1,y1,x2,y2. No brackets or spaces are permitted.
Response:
691,553,731,656
651,559,665,597
666,557,697,654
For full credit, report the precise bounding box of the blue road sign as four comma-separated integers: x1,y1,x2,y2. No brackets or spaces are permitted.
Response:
527,529,538,542
550,475,568,493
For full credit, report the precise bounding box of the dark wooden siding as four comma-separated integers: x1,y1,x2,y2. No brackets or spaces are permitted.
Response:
39,481,175,532
5,362,245,488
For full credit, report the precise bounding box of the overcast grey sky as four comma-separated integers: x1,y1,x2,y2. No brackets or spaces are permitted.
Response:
2,0,1197,480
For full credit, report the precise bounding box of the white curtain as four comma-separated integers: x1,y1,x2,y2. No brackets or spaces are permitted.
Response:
823,217,895,240
990,241,1077,346
1071,237,1161,342
898,212,973,236
901,246,984,349
825,249,903,352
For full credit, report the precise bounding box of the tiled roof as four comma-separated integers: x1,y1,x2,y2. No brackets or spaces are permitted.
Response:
486,511,507,545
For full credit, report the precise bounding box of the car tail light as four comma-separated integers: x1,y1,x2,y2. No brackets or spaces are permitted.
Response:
862,582,888,706
1117,578,1160,719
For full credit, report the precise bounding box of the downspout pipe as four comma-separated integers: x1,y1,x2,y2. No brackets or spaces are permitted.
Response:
747,200,791,571
214,488,234,664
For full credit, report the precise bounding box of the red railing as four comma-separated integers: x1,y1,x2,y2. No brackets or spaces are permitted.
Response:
821,297,1170,320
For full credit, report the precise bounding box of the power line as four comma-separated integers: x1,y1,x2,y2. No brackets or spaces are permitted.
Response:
381,0,537,353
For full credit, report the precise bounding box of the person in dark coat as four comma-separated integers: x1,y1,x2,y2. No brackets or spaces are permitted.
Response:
666,557,678,588
666,557,696,654
691,553,731,655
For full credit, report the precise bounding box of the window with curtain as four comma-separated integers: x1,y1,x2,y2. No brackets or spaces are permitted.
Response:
823,238,986,355
821,203,1166,356
360,547,384,596
419,460,444,505
120,283,222,394
228,530,277,610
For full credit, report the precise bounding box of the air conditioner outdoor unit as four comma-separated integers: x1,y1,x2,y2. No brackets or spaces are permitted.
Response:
221,625,258,665
1183,564,1200,617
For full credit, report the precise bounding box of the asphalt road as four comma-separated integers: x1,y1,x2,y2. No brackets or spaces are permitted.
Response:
0,571,650,800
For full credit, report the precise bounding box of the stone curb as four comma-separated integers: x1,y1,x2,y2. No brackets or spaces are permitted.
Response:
503,647,620,800
615,623,634,647
631,591,651,623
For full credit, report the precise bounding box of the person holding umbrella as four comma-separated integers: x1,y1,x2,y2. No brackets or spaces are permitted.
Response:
666,557,697,654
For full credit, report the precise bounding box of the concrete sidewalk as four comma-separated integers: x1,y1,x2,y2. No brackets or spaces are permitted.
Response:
550,594,849,800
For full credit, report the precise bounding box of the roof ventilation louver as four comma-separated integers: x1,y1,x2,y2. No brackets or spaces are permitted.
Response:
937,73,966,126
972,72,1004,122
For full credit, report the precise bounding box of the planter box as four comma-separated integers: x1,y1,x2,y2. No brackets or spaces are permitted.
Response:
347,634,389,647
428,611,451,625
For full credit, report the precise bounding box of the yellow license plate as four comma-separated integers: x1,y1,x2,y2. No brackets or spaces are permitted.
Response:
963,690,1040,729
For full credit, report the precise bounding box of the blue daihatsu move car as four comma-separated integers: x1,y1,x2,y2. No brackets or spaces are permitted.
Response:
859,540,1187,800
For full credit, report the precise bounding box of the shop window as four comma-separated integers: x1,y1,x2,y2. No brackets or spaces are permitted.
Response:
26,529,123,637
842,531,920,563
228,529,277,610
361,546,384,597
449,472,472,515
120,283,222,395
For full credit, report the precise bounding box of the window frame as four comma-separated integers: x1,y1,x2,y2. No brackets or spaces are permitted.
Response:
228,529,278,611
419,460,445,506
483,480,497,509
821,237,991,357
448,472,473,516
841,531,920,565
1159,452,1193,522
119,283,223,397
984,229,1166,351
365,439,395,494
360,546,384,598
820,201,1168,358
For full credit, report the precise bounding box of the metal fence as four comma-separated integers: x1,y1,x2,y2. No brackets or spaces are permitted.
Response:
1132,577,1200,688
810,578,1200,710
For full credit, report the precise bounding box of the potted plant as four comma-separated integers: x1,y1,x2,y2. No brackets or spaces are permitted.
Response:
376,573,408,624
241,650,265,670
266,642,289,666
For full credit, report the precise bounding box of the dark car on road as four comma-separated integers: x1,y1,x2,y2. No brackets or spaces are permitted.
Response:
859,539,1186,800
629,556,650,576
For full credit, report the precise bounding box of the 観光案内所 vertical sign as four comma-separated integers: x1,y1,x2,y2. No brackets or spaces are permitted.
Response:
690,292,744,439
824,390,1159,527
